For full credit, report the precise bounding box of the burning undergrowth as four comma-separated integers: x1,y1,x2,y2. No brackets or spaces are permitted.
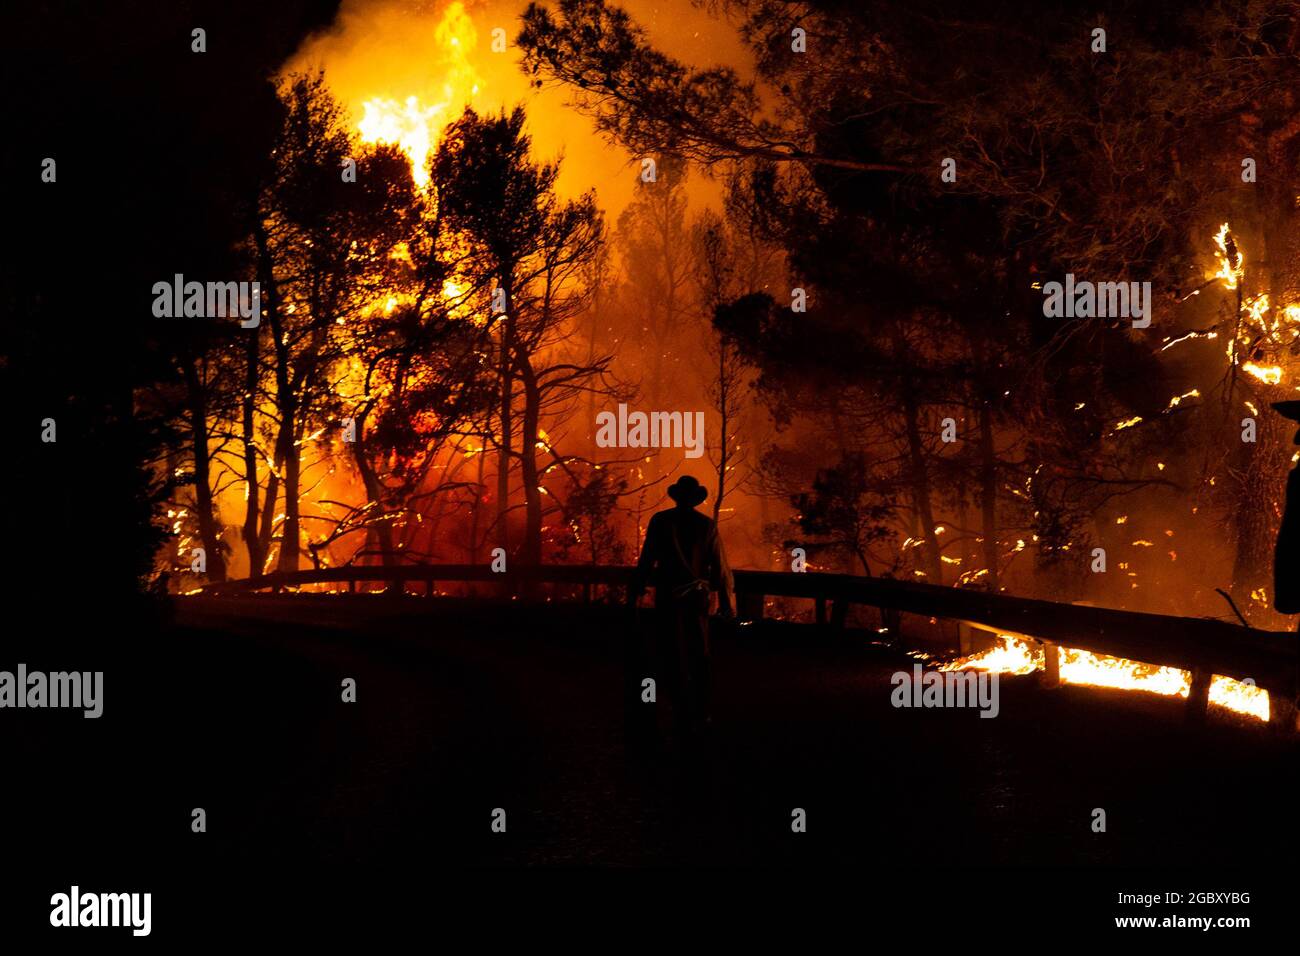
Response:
940,634,1271,722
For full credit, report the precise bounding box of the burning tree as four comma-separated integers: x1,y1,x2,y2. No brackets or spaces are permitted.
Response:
105,0,1299,622
255,75,419,574
432,106,609,566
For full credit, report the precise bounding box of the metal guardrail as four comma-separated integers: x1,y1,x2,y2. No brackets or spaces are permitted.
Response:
198,563,1298,726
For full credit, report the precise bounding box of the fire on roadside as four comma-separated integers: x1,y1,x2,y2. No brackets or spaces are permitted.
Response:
941,634,1270,722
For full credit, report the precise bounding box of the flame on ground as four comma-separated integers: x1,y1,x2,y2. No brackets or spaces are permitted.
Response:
942,634,1270,722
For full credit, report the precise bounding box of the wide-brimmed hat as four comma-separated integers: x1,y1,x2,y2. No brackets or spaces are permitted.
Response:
666,475,708,506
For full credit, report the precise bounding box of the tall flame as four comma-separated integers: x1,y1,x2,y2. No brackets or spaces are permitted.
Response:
355,2,481,187
1211,222,1243,289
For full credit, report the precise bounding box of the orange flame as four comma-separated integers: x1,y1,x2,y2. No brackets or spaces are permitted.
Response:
1207,224,1300,386
944,634,1270,722
1212,222,1243,290
355,2,481,187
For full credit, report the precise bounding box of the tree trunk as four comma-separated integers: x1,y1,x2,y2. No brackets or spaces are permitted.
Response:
181,359,226,582
518,354,543,565
470,436,485,564
713,335,730,523
351,409,400,593
276,408,301,572
1231,406,1287,615
240,319,264,577
254,215,301,574
258,469,279,574
979,399,999,592
1230,121,1300,614
496,279,515,558
901,385,944,585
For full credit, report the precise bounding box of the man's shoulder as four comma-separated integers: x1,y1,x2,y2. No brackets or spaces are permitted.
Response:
645,509,676,533
648,507,714,529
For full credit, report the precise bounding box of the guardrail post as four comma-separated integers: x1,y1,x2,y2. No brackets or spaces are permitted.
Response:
1186,668,1212,725
831,599,848,630
738,591,764,621
815,597,827,626
1268,692,1298,735
881,606,901,644
1041,641,1060,688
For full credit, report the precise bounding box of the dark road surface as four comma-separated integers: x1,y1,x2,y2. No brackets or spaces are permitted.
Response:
5,594,1297,878
174,596,1299,868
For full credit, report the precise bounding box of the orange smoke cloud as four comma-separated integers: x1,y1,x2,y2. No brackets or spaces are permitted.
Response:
283,0,746,213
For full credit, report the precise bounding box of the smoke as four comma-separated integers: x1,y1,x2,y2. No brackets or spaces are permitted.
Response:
282,0,748,215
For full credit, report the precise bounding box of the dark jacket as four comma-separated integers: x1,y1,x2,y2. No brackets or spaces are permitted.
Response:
635,506,735,613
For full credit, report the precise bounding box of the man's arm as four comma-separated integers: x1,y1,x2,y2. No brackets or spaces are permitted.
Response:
709,524,735,617
633,515,660,599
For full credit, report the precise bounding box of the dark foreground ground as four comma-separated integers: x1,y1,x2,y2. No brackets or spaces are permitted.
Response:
2,594,1296,935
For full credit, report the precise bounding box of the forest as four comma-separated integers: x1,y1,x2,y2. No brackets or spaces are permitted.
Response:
6,0,1299,628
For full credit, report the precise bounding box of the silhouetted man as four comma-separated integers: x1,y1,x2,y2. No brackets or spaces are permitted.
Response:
634,476,734,738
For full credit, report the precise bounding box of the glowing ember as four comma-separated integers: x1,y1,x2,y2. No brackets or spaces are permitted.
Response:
1160,330,1217,351
944,635,1270,722
1242,362,1283,385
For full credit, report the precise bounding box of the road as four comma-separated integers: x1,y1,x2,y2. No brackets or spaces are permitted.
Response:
159,594,1299,868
